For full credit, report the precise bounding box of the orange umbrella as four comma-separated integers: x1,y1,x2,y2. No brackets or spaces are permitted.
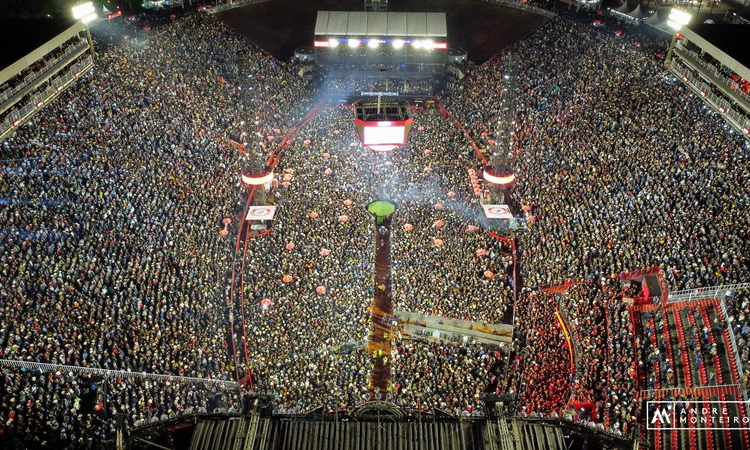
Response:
285,242,295,250
261,298,272,309
333,130,341,135
282,275,293,283
319,248,331,256
343,199,353,207
404,223,414,231
338,215,349,223
316,285,327,294
218,229,229,237
304,139,311,146
424,167,432,173
466,225,478,232
282,181,291,187
447,191,456,197
476,249,487,256
434,239,444,247
424,149,432,155
522,205,532,212
434,204,443,210
308,212,319,219
484,270,494,278
434,220,445,228
325,168,333,175
283,174,292,181
323,152,331,158
418,126,425,131
222,218,232,225
267,135,275,141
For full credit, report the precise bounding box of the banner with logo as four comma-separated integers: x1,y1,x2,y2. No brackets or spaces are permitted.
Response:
246,206,277,221
482,205,513,219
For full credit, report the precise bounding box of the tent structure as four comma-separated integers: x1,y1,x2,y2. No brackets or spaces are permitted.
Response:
314,11,447,38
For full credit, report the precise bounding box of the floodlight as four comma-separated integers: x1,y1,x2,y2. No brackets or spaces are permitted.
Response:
667,8,692,30
423,40,435,50
72,2,97,23
368,39,379,49
348,39,361,48
72,2,95,18
392,39,404,49
412,40,423,49
328,38,339,48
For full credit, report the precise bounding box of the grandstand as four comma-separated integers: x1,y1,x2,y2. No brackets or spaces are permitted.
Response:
2,1,750,450
667,23,750,137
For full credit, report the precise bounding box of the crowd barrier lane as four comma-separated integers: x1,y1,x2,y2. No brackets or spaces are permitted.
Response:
0,359,238,388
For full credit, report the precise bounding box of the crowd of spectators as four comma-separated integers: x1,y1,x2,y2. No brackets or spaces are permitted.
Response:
245,104,512,412
0,12,307,448
725,289,750,388
322,76,435,96
509,289,570,415
1,4,749,447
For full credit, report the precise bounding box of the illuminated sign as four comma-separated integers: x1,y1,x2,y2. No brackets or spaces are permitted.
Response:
363,126,405,146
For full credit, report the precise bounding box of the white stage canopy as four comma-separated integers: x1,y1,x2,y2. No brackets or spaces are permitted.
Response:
314,11,447,38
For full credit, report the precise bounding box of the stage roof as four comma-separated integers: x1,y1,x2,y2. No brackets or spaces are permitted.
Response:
314,11,447,38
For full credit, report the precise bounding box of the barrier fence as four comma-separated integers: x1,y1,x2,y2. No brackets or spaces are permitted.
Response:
0,359,239,389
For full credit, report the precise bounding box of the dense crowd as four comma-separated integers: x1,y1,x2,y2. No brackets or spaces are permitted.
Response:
0,12,307,448
322,76,435,96
1,4,749,447
509,289,571,415
245,105,512,412
440,16,750,436
725,289,750,387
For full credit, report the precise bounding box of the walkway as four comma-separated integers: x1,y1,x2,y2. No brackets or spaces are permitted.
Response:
368,206,395,398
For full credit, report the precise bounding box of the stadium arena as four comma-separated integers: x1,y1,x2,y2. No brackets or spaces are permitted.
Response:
1,0,749,449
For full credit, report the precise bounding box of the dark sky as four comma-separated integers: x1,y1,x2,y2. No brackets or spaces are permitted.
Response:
0,18,75,70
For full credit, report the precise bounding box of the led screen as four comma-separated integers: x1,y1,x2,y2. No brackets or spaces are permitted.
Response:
363,126,405,146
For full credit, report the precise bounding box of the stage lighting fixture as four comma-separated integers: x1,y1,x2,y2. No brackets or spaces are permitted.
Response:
412,40,423,49
667,8,692,30
348,39,361,48
72,2,97,23
392,39,404,49
368,39,379,49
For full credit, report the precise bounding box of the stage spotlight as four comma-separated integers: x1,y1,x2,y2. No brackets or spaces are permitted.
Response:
348,39,361,48
392,39,404,49
368,39,379,49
